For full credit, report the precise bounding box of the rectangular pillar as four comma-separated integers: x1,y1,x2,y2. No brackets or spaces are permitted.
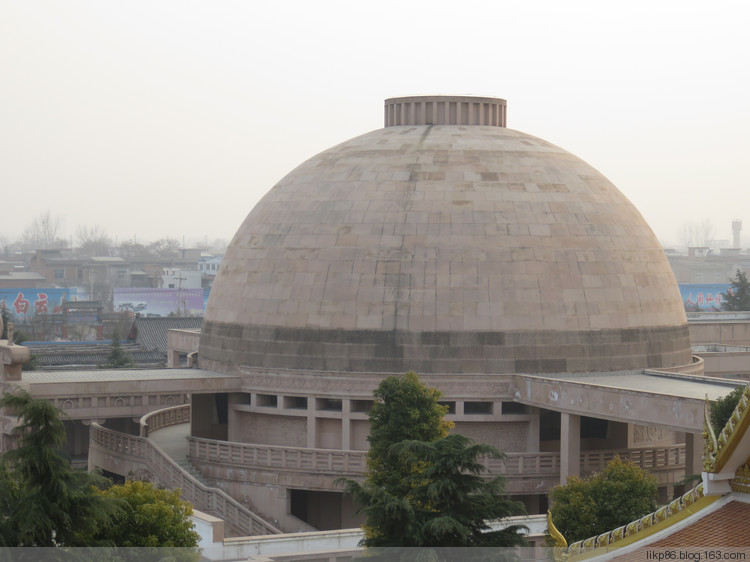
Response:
307,411,316,449
560,413,581,483
685,432,704,479
167,349,180,368
527,406,541,452
341,400,352,450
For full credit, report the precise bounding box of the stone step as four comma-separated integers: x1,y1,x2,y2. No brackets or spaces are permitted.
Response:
175,458,210,486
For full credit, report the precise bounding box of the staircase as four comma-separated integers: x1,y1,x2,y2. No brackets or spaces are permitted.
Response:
174,458,210,487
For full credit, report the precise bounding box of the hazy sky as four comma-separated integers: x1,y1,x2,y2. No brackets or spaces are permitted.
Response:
2,1,748,249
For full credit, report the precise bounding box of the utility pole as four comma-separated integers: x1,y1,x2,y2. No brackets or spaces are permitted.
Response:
175,274,186,316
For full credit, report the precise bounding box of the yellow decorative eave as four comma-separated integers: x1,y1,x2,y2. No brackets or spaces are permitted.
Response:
712,385,750,474
564,484,719,560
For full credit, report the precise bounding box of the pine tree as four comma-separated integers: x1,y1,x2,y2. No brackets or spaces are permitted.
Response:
721,269,750,311
366,371,453,495
0,390,120,546
103,326,134,368
338,373,527,549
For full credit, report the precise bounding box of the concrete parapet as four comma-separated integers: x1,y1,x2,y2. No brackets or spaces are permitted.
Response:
0,339,30,382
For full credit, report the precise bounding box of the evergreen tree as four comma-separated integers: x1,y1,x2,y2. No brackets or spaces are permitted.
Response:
338,373,527,549
721,270,750,311
366,371,452,495
0,390,120,546
548,456,658,543
103,326,134,368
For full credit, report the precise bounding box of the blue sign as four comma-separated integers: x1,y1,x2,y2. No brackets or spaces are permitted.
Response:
0,288,79,321
678,284,728,311
114,288,205,317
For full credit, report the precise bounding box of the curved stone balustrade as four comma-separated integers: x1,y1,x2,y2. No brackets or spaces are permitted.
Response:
187,436,685,482
89,423,280,537
140,404,191,437
647,354,705,376
188,437,369,476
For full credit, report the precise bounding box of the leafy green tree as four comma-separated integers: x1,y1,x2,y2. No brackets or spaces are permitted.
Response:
721,270,750,311
94,480,200,549
103,327,134,368
0,390,120,546
710,386,746,435
366,371,453,494
339,373,526,548
548,456,658,543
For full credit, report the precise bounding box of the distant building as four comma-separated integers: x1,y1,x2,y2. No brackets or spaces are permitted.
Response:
161,268,202,290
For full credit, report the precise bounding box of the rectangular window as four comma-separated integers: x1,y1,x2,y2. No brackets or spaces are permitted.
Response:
351,400,373,413
53,269,64,280
283,396,308,410
438,401,456,414
501,402,527,415
256,394,277,407
464,401,493,415
315,398,342,411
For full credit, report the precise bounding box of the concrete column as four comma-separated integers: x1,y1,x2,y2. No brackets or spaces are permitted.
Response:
307,410,316,449
455,401,465,416
73,421,85,456
167,349,180,368
560,413,581,483
0,338,30,382
526,407,541,452
341,400,351,450
226,393,243,442
685,432,704,479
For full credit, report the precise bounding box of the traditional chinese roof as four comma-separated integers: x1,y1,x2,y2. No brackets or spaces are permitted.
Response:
703,384,750,477
134,316,203,354
550,384,750,560
24,341,166,369
621,498,750,553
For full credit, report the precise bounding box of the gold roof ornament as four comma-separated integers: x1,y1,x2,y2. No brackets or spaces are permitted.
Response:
731,464,750,494
561,385,750,560
547,510,568,561
708,384,750,474
565,484,706,558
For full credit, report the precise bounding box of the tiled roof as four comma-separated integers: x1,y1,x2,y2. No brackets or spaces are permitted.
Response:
607,498,750,560
561,387,750,560
134,317,203,354
648,499,750,547
25,341,165,368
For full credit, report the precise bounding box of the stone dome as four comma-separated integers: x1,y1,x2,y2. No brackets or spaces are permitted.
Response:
200,96,691,375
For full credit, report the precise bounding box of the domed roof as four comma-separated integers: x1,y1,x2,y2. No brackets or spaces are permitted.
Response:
200,96,691,375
